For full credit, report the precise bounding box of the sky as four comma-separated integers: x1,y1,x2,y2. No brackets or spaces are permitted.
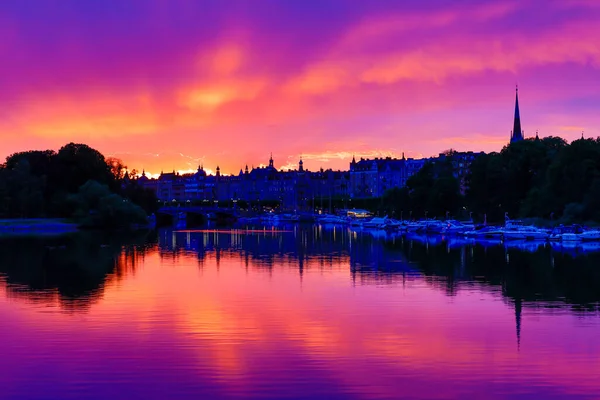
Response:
1,0,599,175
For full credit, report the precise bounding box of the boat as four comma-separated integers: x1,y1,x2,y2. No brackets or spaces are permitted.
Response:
424,220,447,234
580,229,600,241
318,214,348,224
502,226,548,241
442,220,474,235
405,221,426,232
464,225,503,239
549,225,582,241
381,219,404,230
276,213,300,223
362,216,389,229
502,218,548,241
548,224,600,242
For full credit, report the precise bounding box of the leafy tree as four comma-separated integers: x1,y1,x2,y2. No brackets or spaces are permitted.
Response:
106,157,128,181
382,187,411,218
5,150,56,176
68,180,148,228
0,143,152,224
50,143,116,195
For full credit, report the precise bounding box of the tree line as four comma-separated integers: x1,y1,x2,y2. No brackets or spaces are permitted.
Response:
382,136,600,224
0,143,157,228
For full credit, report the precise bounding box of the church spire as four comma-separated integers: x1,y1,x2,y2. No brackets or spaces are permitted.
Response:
511,86,524,143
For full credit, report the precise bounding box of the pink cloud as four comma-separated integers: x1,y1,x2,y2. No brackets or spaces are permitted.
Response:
0,1,599,174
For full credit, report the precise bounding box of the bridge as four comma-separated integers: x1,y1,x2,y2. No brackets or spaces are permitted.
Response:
155,206,239,227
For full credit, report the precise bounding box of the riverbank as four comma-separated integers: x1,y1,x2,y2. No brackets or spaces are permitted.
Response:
0,219,79,236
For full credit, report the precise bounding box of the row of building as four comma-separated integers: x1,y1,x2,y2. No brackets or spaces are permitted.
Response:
136,151,482,209
133,87,525,209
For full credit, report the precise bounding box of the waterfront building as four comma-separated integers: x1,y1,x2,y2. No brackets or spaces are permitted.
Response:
349,155,428,198
133,87,540,206
141,155,350,209
140,150,485,205
436,151,484,195
140,147,489,205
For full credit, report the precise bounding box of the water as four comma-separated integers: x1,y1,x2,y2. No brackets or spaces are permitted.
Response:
1,225,599,400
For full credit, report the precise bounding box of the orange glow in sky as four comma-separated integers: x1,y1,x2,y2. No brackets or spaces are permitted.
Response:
1,1,599,174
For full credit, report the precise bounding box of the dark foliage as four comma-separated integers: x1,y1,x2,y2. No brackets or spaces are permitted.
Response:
382,156,463,219
379,137,600,223
466,137,600,223
0,143,157,227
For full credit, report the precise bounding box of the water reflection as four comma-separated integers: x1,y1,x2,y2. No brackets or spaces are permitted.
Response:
1,225,599,399
0,230,156,312
156,226,600,314
2,226,599,316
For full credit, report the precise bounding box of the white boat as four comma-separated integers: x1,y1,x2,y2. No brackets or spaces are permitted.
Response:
280,214,301,222
502,218,548,241
549,225,582,241
442,220,474,235
425,220,447,233
503,227,548,241
548,225,600,242
362,216,389,229
381,219,404,230
580,230,600,241
405,221,426,232
466,226,503,239
318,214,348,224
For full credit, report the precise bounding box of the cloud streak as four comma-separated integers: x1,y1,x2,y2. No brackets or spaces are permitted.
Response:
0,0,599,174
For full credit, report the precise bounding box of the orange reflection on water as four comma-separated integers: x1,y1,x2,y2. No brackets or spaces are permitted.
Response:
2,239,600,399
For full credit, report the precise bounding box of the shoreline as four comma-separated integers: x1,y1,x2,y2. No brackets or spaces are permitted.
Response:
0,218,156,237
0,219,80,236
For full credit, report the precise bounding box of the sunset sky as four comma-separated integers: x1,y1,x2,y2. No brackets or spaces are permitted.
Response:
1,0,599,175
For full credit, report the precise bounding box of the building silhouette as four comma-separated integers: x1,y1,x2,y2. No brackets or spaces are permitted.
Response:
137,88,538,204
510,86,524,143
140,151,483,205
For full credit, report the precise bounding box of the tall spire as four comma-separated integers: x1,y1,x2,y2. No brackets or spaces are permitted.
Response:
511,85,523,143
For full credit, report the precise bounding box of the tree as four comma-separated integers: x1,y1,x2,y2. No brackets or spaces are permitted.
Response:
68,180,148,228
5,150,56,176
49,143,117,201
382,187,411,217
106,157,128,181
0,143,153,222
4,159,45,218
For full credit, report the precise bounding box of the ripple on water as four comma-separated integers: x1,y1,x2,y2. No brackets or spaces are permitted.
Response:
0,228,599,399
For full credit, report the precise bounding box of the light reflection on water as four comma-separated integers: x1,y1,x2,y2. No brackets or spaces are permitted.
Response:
0,225,599,400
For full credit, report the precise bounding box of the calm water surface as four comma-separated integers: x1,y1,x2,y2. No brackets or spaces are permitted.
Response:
1,225,599,399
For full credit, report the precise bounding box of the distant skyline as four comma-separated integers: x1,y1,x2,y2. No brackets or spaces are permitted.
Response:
1,0,599,175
